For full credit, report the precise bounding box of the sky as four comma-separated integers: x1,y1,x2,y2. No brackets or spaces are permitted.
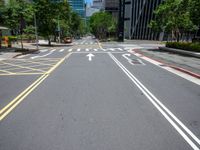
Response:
85,0,93,4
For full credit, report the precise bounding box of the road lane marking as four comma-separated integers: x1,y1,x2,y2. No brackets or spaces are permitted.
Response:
0,74,49,121
59,49,65,52
94,49,98,51
108,52,200,150
68,49,73,52
86,53,95,61
0,53,72,121
31,49,56,59
72,52,124,54
46,53,71,74
117,48,123,51
86,48,89,51
0,69,13,74
0,73,43,76
77,48,81,52
131,51,200,85
40,49,48,52
122,53,145,65
1,61,46,73
19,59,55,66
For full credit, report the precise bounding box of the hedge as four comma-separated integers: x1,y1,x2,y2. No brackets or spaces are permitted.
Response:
166,42,200,52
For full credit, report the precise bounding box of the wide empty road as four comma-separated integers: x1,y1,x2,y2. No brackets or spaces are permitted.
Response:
0,37,200,150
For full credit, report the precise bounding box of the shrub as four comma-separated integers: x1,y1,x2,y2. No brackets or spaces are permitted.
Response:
166,42,200,52
8,36,17,41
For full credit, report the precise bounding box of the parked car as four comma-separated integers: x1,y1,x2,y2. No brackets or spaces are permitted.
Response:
64,37,72,43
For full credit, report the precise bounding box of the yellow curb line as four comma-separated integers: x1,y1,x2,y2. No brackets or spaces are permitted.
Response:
97,40,103,49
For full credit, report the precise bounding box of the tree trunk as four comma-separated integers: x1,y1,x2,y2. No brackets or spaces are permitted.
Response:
20,33,24,50
48,37,51,46
0,30,2,49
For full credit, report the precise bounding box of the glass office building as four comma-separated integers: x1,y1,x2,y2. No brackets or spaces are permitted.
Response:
68,0,85,18
51,0,85,18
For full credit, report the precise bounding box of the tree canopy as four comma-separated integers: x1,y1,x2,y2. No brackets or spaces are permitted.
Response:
0,0,86,45
149,0,199,41
89,11,117,40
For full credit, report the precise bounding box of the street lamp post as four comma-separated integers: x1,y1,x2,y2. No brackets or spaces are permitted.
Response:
34,14,39,50
118,0,125,42
57,16,61,43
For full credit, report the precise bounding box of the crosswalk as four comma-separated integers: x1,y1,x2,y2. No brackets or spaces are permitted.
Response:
73,41,97,45
67,48,126,52
37,48,127,53
16,47,131,59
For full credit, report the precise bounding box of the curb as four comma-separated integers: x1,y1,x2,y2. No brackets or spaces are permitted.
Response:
159,47,200,59
13,49,39,58
132,49,200,79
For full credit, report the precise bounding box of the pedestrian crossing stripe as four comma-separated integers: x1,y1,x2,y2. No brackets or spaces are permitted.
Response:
65,48,126,52
73,42,97,45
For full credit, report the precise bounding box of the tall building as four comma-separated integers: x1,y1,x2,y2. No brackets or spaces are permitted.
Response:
86,3,100,17
50,0,86,18
124,0,164,40
104,0,118,18
92,0,104,10
68,0,86,18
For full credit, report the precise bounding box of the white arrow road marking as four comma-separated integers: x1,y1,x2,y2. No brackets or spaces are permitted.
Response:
59,49,64,52
31,49,56,59
86,53,95,61
122,53,145,65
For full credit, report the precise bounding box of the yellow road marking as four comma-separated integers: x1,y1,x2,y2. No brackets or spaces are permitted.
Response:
0,74,48,121
0,73,44,76
19,59,56,66
0,53,72,121
46,53,71,74
1,61,46,73
97,40,103,49
0,69,13,74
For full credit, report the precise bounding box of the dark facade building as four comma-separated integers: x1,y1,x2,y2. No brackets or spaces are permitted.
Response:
124,0,164,40
105,0,119,18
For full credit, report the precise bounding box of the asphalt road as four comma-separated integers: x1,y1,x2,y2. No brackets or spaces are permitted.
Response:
0,36,200,150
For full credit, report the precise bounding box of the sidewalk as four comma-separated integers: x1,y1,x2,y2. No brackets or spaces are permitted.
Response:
159,47,200,58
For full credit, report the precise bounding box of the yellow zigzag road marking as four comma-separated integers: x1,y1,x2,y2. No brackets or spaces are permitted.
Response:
0,53,71,121
1,61,46,73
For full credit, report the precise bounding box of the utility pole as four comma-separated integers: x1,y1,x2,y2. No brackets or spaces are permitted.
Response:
57,16,61,43
34,14,39,50
118,0,125,42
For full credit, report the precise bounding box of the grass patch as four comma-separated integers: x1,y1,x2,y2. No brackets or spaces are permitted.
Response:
166,42,200,52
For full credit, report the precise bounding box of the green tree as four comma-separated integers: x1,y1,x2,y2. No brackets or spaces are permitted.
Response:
0,0,35,48
189,0,200,37
89,12,117,40
149,0,198,41
34,0,71,45
69,12,82,37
